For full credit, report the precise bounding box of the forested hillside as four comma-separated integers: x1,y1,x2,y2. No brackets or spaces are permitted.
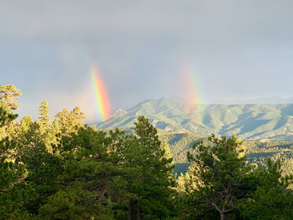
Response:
97,97,293,141
154,130,293,175
2,84,293,219
116,128,293,175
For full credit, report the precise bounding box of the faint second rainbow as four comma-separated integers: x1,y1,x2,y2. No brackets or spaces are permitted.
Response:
181,58,206,111
90,64,111,122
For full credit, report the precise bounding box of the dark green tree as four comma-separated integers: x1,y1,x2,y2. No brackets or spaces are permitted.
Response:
122,116,175,220
183,134,254,220
238,158,293,219
39,126,124,219
0,98,32,219
16,120,64,217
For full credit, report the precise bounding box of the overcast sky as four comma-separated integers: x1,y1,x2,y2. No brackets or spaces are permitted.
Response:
1,0,293,123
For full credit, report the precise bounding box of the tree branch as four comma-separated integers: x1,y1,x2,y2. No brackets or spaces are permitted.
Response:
211,202,222,213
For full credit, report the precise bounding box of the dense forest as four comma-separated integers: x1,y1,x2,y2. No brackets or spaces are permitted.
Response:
2,84,293,219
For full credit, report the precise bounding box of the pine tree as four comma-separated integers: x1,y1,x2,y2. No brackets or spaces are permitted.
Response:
0,101,29,219
239,158,293,219
0,101,18,139
0,84,22,110
38,99,50,128
47,119,60,148
39,126,124,219
17,116,34,144
55,107,86,135
184,134,254,220
70,106,86,127
17,120,64,216
122,116,175,219
161,139,173,162
55,108,71,134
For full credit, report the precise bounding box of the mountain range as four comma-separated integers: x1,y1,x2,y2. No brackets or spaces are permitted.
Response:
207,96,293,105
95,97,293,141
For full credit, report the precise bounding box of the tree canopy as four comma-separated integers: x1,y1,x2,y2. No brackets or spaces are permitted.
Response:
1,84,293,219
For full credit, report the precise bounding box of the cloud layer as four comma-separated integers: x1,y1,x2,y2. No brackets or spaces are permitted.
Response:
1,1,293,123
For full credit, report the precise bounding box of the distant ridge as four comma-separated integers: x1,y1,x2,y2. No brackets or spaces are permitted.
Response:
169,96,293,105
209,96,293,104
95,96,293,141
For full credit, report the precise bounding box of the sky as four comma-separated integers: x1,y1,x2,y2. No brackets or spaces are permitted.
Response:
1,0,293,123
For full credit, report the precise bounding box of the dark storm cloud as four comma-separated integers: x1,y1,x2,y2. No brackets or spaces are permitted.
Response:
1,0,293,122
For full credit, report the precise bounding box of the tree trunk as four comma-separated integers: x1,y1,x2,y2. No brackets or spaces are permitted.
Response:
129,200,132,220
225,186,232,205
98,175,108,204
220,212,225,220
211,202,226,220
137,202,141,220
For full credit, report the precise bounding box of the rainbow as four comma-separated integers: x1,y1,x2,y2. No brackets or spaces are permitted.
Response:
181,59,206,112
90,64,111,122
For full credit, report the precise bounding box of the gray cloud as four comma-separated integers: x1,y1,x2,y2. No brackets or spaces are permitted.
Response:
1,0,293,123
1,1,292,41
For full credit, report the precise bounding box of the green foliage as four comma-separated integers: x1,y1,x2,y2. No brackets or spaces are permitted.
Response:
36,115,176,219
3,84,293,219
0,100,28,219
161,139,173,161
0,101,18,132
55,107,86,135
178,134,254,220
38,99,50,127
122,116,176,219
18,139,64,216
238,158,293,219
0,84,22,110
39,183,109,220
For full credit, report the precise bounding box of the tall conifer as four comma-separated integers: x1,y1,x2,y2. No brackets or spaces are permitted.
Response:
38,99,50,127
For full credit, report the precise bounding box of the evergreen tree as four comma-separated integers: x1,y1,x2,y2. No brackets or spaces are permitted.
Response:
183,134,254,220
0,101,18,127
122,116,175,219
0,100,30,219
0,101,18,139
239,158,293,219
70,106,86,127
39,126,124,219
47,119,60,148
17,116,34,144
161,139,173,162
17,120,64,217
55,107,86,135
55,108,71,134
0,84,22,110
38,99,50,128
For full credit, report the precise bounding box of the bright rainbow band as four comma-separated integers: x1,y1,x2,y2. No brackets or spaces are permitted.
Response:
90,64,111,122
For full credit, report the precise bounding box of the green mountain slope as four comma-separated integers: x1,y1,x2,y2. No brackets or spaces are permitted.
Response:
96,97,293,141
